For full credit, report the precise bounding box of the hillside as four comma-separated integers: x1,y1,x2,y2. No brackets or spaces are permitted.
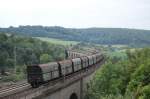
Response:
0,26,150,47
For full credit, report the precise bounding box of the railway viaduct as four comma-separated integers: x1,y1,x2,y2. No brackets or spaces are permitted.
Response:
0,51,104,99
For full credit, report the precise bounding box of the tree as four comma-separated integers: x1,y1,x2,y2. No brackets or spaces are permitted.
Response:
86,61,129,99
127,60,150,99
40,54,52,63
0,50,9,75
86,48,150,99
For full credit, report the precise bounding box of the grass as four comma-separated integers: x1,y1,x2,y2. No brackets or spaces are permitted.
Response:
102,44,128,59
96,44,128,48
107,51,127,58
35,37,79,46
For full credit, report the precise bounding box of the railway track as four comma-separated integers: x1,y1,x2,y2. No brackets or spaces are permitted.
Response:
0,81,31,97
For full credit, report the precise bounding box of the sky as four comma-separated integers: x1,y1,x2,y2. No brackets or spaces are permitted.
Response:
0,0,150,30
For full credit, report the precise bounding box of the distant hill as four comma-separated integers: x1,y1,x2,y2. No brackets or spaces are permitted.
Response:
0,26,150,47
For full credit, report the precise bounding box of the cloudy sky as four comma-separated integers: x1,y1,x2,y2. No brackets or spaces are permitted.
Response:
0,0,150,29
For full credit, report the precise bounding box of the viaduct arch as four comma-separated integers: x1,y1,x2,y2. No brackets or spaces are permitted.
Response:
70,93,78,99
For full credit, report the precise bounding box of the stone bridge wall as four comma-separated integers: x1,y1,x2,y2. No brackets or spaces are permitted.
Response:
44,72,95,99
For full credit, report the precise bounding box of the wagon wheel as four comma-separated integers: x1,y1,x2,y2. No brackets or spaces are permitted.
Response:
31,82,39,88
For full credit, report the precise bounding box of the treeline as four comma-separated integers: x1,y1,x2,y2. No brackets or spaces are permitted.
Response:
0,33,65,76
0,26,150,47
86,48,150,99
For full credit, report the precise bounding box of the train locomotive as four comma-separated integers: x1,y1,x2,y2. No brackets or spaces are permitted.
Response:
27,52,104,88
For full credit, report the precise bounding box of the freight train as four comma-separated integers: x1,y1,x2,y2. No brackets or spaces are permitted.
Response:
27,52,104,88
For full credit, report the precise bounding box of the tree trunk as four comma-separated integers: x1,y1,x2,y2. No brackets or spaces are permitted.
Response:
0,68,6,75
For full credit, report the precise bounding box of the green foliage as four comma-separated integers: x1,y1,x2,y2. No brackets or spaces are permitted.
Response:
40,54,52,63
86,48,150,99
126,60,150,98
0,26,150,47
0,73,25,82
127,63,150,91
139,85,150,99
86,61,129,98
0,33,65,81
95,93,133,99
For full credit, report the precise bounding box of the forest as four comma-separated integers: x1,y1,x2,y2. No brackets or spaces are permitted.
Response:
0,33,65,82
0,26,150,47
86,48,150,99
